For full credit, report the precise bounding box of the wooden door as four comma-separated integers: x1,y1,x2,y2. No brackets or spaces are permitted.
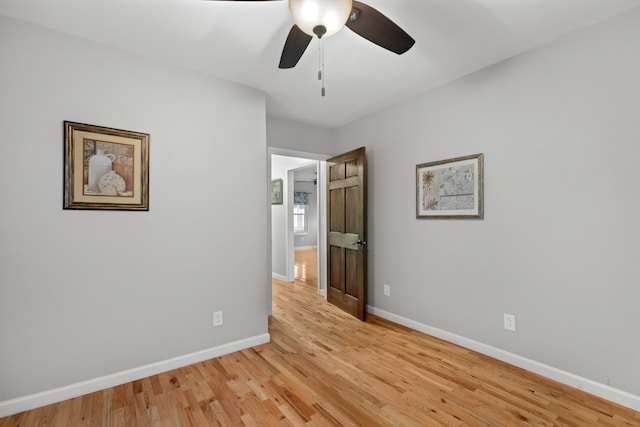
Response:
326,147,367,320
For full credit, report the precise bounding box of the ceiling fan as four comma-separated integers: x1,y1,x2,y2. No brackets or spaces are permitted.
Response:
296,172,318,185
217,0,415,69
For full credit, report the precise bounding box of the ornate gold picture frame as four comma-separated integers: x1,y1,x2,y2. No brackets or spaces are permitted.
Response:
64,121,149,211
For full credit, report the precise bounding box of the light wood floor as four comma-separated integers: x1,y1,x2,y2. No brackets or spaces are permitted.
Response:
294,248,317,286
2,249,639,426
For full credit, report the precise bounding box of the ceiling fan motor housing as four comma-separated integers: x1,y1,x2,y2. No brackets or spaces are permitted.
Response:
289,0,353,38
313,25,327,38
279,0,415,70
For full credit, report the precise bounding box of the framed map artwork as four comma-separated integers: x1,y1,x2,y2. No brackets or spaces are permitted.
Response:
416,153,484,219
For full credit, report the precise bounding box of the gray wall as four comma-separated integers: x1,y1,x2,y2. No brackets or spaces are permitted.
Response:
334,8,640,398
0,16,269,402
267,116,336,155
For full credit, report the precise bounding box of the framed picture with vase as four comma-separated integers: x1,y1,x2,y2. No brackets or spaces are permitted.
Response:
63,121,149,210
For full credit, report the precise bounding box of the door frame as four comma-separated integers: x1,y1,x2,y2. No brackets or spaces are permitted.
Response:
268,147,330,315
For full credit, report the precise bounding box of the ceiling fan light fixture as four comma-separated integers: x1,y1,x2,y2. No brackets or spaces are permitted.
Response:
289,0,353,39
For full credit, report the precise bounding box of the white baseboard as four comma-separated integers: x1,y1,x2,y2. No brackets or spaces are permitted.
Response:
0,333,270,418
271,273,288,281
367,306,640,412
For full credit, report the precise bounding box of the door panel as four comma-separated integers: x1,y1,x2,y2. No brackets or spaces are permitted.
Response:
330,188,345,233
346,251,359,297
346,159,358,178
326,147,367,320
345,186,359,233
329,246,344,292
330,163,344,181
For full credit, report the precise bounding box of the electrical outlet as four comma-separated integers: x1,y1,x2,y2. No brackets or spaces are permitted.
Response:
383,284,390,296
504,313,516,332
213,311,223,327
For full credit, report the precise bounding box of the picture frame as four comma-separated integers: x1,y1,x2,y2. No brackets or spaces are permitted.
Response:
272,179,283,205
416,153,484,219
64,121,149,211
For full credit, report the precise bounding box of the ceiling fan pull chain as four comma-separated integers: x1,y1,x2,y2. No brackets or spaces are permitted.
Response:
318,38,322,81
320,37,326,97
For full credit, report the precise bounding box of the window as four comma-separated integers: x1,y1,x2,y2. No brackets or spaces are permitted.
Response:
293,204,307,234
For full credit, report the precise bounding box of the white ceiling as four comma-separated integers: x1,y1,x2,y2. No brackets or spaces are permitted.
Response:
1,0,639,128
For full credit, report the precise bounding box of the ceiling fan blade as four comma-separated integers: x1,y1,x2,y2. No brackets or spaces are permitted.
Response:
279,25,313,69
346,1,415,55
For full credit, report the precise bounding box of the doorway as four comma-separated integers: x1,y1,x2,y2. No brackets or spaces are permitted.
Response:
268,148,329,314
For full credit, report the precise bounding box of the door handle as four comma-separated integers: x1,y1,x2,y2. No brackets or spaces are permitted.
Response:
355,240,367,246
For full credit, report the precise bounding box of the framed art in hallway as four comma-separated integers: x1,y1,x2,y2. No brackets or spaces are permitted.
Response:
272,178,283,205
416,153,484,219
64,121,149,211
